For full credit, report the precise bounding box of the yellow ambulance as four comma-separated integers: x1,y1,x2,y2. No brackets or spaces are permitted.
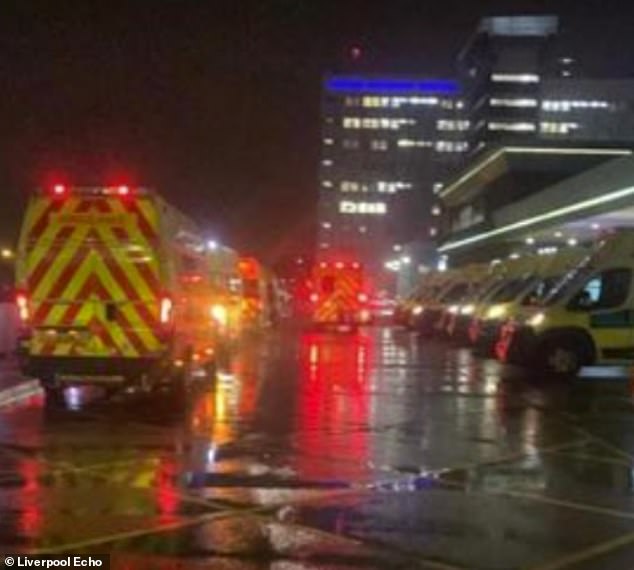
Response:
15,184,219,404
498,232,634,375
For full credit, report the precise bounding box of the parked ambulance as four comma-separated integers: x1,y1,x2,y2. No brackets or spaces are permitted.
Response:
309,260,369,330
497,231,634,375
410,264,488,336
15,184,218,404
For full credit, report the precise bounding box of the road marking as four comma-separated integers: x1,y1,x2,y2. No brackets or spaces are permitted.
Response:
571,424,634,463
30,507,266,555
542,450,632,467
498,489,634,521
526,530,634,570
251,515,464,570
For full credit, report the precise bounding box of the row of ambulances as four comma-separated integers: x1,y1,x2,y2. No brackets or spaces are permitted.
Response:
397,229,634,376
14,185,280,404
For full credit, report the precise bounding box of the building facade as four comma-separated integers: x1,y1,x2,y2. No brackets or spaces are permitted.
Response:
458,15,561,156
437,15,634,267
316,76,465,290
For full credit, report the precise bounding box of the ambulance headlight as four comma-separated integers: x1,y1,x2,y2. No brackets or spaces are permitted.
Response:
448,305,459,315
527,312,545,328
210,304,228,327
459,304,475,315
486,305,507,320
412,305,424,316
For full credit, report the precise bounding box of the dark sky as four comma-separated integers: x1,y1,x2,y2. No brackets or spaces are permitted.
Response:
1,0,633,264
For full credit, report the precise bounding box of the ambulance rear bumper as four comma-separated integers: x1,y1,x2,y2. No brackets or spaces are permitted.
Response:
22,355,168,383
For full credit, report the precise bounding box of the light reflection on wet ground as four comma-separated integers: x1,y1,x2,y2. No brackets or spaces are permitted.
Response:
1,327,634,568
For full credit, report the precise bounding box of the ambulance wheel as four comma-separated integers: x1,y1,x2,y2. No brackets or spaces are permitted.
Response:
540,338,583,377
42,382,65,408
169,368,188,403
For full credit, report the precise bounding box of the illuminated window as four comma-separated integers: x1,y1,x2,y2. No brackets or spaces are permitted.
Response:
341,116,417,130
323,138,334,145
491,73,540,83
322,180,333,188
488,122,536,132
433,182,444,194
429,227,438,237
343,117,361,128
377,181,411,193
489,98,538,108
359,226,367,233
339,201,387,215
322,222,332,229
320,242,329,249
397,139,432,148
540,121,579,134
322,159,333,166
362,96,390,108
340,181,360,192
436,119,470,131
370,139,388,151
434,140,469,152
432,205,441,216
342,138,360,149
344,96,360,107
542,99,610,112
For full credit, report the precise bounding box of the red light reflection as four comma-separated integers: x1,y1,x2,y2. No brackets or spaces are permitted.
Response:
156,458,179,525
18,460,43,538
296,332,372,479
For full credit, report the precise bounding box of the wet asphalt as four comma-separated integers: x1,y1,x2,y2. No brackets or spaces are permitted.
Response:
1,326,634,569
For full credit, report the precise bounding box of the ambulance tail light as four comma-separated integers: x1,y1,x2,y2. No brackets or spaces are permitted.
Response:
310,293,319,304
117,185,130,197
357,292,369,304
210,303,228,327
16,292,30,323
50,184,69,199
160,296,173,325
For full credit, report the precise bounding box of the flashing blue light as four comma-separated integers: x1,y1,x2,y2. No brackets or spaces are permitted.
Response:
326,77,459,94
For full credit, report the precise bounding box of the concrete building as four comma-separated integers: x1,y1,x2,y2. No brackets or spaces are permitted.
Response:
458,15,561,155
437,146,634,265
316,76,465,289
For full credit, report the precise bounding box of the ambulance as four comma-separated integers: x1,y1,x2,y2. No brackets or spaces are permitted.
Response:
238,257,280,330
497,231,634,375
470,249,587,357
394,270,451,327
309,260,369,330
15,184,218,403
208,245,244,341
410,264,488,336
444,260,512,342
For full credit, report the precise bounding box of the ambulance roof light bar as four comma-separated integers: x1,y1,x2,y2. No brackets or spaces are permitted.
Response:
42,185,148,197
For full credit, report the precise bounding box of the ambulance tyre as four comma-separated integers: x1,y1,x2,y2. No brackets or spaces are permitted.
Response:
41,381,64,408
538,333,592,377
169,367,188,406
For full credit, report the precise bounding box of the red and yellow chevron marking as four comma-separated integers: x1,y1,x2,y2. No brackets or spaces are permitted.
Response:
22,195,164,358
313,272,361,323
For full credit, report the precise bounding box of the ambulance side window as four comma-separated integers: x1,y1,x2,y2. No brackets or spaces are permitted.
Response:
569,268,631,311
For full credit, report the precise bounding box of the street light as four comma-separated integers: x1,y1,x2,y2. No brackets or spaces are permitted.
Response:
1,248,13,260
401,256,411,265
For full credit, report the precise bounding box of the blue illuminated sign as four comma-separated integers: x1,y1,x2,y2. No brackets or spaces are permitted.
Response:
326,76,459,94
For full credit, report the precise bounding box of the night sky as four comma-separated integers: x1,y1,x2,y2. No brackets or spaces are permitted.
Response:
1,0,633,265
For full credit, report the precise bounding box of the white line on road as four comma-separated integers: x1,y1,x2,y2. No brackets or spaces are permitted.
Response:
525,530,634,570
